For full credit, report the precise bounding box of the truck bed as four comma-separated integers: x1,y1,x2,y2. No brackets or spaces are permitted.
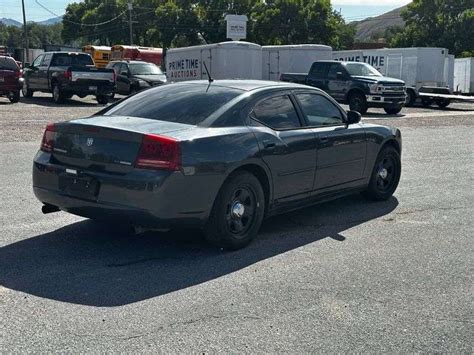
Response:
279,73,307,84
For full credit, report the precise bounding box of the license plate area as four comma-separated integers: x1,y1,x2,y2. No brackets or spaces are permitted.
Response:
59,175,100,200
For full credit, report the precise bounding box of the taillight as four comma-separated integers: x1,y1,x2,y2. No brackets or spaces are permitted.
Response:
64,69,72,81
40,123,56,153
112,70,116,82
135,134,180,171
15,70,22,78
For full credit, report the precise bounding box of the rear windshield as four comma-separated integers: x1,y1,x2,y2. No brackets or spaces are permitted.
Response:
51,53,94,66
0,57,19,70
129,63,163,75
104,84,244,125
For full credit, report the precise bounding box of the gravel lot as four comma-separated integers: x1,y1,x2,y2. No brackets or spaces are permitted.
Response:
1,92,473,352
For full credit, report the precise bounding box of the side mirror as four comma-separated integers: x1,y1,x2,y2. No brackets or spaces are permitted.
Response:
346,110,361,125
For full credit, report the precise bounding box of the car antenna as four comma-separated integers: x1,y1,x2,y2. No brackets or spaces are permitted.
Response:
203,61,213,84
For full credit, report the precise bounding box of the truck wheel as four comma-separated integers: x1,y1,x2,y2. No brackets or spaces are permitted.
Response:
384,105,403,115
8,91,20,103
405,89,416,107
435,98,450,108
363,145,401,201
421,97,433,107
52,83,64,104
349,92,368,115
204,171,265,250
96,95,109,104
22,83,33,98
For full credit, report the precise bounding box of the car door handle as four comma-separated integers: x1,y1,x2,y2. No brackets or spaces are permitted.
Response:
263,141,276,150
319,136,329,144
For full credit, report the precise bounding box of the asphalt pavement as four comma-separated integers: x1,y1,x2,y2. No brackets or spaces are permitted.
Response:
1,93,473,352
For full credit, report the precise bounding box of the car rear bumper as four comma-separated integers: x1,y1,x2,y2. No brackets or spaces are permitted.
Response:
32,151,219,228
0,83,22,94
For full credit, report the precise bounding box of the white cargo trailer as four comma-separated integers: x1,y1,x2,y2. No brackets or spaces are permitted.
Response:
165,41,262,82
262,44,332,80
454,58,474,94
333,47,454,106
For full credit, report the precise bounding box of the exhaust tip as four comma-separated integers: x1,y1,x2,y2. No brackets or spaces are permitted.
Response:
42,204,60,214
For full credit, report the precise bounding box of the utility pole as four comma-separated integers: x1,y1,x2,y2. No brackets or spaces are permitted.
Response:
21,0,29,65
128,0,133,45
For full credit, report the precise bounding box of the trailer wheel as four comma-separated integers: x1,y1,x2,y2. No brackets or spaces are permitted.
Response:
384,105,403,115
405,89,416,107
435,98,450,108
421,97,433,107
96,95,109,104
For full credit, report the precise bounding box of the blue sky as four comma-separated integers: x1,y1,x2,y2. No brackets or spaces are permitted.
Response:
1,0,412,23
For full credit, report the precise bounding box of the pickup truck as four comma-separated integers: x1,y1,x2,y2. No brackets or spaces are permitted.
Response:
281,60,406,115
22,52,116,104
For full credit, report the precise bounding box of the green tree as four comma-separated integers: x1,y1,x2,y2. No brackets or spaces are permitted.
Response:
391,0,474,57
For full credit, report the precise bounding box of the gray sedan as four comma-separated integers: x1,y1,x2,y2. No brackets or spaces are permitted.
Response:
33,80,401,249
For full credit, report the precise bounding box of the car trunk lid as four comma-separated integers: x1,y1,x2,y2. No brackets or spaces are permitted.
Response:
50,115,192,173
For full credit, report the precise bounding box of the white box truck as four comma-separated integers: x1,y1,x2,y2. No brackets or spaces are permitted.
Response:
262,44,332,80
166,41,262,82
332,47,455,106
454,58,474,94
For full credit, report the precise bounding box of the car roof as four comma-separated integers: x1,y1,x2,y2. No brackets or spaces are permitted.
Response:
176,79,314,92
108,60,156,65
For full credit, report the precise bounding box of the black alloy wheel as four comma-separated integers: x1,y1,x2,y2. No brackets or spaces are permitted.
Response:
225,186,257,236
8,91,20,103
22,83,33,98
349,92,368,115
363,146,401,201
205,171,265,250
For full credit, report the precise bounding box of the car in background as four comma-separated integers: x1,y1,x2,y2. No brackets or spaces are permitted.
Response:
281,60,406,115
106,60,167,96
33,80,402,250
22,52,116,104
0,55,23,103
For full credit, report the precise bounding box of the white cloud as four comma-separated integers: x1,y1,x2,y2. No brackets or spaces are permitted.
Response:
332,0,411,5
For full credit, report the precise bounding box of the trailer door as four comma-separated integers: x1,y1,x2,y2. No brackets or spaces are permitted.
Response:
386,54,403,80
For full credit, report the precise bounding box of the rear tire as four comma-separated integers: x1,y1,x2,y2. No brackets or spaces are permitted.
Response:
52,83,64,104
204,171,265,250
96,95,109,104
363,145,401,201
384,105,403,115
348,92,368,115
22,83,33,98
8,91,20,103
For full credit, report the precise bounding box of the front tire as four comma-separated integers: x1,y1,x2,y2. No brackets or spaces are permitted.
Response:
8,91,20,103
349,92,368,115
363,145,401,201
384,105,403,115
205,171,265,250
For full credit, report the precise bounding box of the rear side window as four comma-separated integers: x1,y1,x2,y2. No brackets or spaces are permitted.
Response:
0,57,19,70
296,93,343,127
309,63,329,79
41,53,53,67
51,53,94,66
252,95,301,130
104,84,243,125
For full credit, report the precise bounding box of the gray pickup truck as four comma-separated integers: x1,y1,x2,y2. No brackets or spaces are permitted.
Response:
22,52,116,104
281,60,406,115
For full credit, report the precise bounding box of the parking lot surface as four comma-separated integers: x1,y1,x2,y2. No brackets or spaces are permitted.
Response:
1,93,473,352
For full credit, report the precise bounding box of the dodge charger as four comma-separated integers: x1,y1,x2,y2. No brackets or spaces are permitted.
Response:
33,80,402,249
